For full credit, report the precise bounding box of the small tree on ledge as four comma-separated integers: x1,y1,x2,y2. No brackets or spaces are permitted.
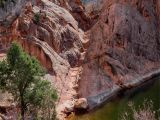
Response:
0,42,57,120
0,0,16,8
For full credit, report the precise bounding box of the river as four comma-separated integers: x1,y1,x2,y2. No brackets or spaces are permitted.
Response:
70,77,160,120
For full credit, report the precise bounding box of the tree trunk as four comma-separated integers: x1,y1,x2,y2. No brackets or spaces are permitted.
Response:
20,95,25,120
21,106,25,120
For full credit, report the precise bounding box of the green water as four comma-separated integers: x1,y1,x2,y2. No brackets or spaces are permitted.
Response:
73,77,160,120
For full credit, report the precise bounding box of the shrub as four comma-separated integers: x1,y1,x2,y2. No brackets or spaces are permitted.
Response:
121,100,159,120
0,0,6,8
33,12,40,24
0,0,15,8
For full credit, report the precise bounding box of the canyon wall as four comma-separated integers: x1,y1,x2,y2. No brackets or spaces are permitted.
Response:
0,0,86,72
78,0,160,99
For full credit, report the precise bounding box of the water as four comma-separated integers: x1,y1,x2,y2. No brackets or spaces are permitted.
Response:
70,77,160,120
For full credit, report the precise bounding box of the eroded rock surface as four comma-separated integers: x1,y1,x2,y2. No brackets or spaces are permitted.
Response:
0,0,86,72
0,0,86,118
78,0,160,99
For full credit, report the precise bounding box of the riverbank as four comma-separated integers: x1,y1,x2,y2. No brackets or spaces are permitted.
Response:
71,72,160,120
86,69,160,110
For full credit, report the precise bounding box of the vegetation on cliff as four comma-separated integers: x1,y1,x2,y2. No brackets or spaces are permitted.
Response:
0,42,57,119
0,0,6,7
33,12,40,24
0,0,15,8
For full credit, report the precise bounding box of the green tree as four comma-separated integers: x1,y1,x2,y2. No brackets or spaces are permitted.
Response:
0,42,57,119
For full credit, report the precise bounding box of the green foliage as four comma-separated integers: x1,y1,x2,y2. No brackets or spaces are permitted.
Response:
0,0,15,8
0,42,57,119
0,0,6,8
34,12,40,24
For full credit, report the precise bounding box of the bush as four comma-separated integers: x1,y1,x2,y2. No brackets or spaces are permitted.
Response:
121,100,159,120
0,0,6,8
0,0,15,8
33,12,40,24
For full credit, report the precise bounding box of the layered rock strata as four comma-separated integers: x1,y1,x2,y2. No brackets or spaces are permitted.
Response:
0,0,87,118
78,0,160,108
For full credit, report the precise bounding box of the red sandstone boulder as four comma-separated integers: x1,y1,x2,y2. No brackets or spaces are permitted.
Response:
74,98,88,109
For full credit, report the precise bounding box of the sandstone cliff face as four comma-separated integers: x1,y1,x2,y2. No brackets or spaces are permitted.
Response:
0,0,85,71
78,0,160,98
67,0,92,30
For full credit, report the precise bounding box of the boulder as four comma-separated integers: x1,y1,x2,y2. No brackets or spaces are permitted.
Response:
74,98,88,109
63,101,74,113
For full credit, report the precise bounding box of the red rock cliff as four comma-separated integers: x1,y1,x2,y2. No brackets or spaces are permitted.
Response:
78,0,160,99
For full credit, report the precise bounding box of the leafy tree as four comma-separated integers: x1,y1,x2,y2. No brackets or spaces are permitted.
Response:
0,42,57,120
